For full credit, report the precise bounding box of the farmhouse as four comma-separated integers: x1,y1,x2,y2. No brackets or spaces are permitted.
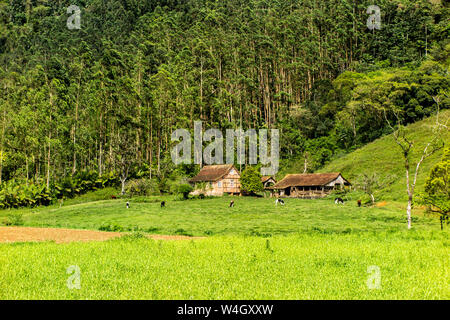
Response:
270,172,351,199
189,164,241,196
261,176,276,189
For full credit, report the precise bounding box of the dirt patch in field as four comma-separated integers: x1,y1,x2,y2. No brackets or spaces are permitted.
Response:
376,201,388,207
0,227,203,244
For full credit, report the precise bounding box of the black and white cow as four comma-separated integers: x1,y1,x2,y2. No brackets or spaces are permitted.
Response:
334,197,344,205
275,199,285,206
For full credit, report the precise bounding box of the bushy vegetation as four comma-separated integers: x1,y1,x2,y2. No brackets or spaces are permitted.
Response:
177,184,193,200
0,232,448,299
420,148,450,229
0,0,448,187
0,171,118,209
0,181,53,208
4,212,24,226
125,179,159,197
240,167,263,195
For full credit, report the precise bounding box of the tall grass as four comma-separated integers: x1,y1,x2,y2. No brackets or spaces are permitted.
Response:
0,232,448,299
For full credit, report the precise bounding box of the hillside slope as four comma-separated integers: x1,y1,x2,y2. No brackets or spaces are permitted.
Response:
319,111,450,201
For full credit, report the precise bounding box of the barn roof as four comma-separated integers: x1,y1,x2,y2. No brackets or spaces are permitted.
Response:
261,176,275,183
271,173,350,189
188,164,239,183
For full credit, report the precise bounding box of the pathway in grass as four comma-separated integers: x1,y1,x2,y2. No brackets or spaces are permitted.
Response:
0,227,201,243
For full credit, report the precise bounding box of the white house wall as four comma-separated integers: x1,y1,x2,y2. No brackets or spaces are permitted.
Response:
325,175,346,187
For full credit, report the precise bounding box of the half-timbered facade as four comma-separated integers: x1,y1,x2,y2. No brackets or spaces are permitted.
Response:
189,164,241,196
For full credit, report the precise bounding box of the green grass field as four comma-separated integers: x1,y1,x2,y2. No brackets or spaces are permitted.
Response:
0,232,448,299
2,195,442,236
0,192,449,300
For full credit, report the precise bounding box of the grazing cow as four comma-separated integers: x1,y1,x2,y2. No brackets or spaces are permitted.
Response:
275,199,285,206
357,200,362,207
334,197,344,205
229,200,235,208
111,195,117,200
161,201,166,208
126,202,130,209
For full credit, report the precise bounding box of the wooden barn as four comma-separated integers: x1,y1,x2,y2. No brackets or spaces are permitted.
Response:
189,164,241,196
270,173,351,199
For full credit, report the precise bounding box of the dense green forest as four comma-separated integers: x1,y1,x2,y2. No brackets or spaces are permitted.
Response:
0,0,448,198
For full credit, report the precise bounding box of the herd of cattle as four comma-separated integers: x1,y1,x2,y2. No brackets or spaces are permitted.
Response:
122,197,364,209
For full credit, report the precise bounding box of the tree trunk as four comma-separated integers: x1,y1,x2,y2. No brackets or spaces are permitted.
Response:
46,110,52,190
405,157,412,230
46,136,51,190
0,148,3,185
0,108,5,184
99,141,103,176
26,156,29,183
72,70,82,175
121,178,126,195
150,111,153,180
406,193,412,229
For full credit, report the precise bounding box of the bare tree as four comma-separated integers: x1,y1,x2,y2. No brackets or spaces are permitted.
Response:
114,130,136,195
303,152,310,173
384,100,447,229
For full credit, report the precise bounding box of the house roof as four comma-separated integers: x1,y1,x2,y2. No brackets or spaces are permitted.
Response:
271,173,350,189
261,176,275,183
188,164,239,183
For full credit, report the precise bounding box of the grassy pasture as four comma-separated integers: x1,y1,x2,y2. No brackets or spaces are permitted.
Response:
0,184,447,299
320,111,450,201
1,195,442,236
0,232,448,299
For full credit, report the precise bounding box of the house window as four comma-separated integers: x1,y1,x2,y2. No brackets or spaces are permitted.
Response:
230,180,234,187
218,181,222,188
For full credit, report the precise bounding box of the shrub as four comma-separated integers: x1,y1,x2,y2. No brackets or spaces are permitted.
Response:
0,180,52,209
240,166,263,195
177,184,193,200
6,212,24,226
419,148,450,230
99,224,124,232
0,170,120,209
175,228,193,237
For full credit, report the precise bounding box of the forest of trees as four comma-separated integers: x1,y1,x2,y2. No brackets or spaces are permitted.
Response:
0,0,448,193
